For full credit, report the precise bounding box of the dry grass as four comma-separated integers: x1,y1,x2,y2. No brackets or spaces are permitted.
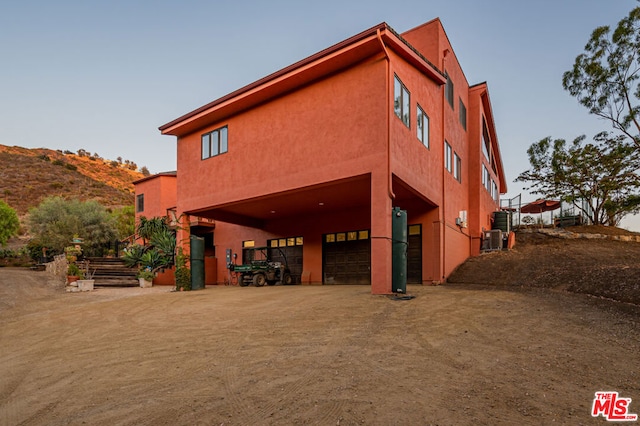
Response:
0,145,143,217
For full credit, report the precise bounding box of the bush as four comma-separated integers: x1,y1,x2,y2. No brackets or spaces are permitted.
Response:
174,249,191,291
0,200,19,246
28,197,116,256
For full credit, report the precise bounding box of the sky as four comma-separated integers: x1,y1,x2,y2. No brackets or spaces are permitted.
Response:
1,0,639,230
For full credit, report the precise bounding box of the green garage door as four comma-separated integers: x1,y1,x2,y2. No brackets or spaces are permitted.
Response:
323,230,370,285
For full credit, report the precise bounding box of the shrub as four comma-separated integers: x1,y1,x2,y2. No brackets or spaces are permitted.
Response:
0,200,19,246
175,249,191,291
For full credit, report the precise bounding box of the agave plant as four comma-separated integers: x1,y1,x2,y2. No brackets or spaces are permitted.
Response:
122,244,147,268
137,216,170,244
150,227,176,265
139,249,170,272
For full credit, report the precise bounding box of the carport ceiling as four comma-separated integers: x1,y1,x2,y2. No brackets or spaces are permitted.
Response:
188,175,371,226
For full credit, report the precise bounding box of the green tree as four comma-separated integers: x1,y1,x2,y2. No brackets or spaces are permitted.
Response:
0,200,20,246
110,205,135,240
562,7,640,149
516,133,640,226
28,197,116,256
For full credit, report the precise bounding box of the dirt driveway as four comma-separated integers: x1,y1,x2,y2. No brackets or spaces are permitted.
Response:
1,268,639,425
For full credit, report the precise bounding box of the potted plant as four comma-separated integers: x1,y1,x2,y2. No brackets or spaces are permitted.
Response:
67,263,84,284
64,245,82,263
76,260,96,291
137,268,154,288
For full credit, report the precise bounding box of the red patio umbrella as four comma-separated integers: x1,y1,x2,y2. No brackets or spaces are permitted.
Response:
520,199,561,226
520,199,561,214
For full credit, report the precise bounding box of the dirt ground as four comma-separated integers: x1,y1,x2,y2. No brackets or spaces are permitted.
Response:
1,267,639,425
449,227,640,305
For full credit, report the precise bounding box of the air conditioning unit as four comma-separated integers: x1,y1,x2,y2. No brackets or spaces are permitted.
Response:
482,229,503,251
456,210,468,228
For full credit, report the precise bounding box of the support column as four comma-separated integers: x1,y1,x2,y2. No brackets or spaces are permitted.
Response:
370,170,393,294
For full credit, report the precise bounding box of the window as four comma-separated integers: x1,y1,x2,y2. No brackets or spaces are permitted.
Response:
492,180,499,202
444,141,452,172
453,152,462,182
482,118,491,161
445,72,454,108
394,75,410,128
482,165,492,193
417,104,429,148
136,194,144,213
459,98,467,130
201,126,228,160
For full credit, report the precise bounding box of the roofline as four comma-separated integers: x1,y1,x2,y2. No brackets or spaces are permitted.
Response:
470,83,507,193
133,171,177,185
159,23,446,136
402,17,470,88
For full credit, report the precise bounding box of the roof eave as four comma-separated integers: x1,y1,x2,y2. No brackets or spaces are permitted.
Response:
159,24,446,137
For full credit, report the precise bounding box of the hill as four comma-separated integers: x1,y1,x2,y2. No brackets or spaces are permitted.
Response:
0,145,144,216
448,226,640,306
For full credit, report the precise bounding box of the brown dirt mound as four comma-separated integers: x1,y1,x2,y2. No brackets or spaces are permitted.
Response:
448,228,640,305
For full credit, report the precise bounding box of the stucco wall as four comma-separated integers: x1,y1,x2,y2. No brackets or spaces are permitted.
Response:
176,58,388,214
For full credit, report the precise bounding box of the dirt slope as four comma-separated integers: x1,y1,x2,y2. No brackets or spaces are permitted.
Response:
448,227,640,305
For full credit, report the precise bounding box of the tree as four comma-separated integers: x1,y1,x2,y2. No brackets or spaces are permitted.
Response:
110,205,135,240
28,197,116,255
562,7,640,150
0,200,20,246
516,133,640,226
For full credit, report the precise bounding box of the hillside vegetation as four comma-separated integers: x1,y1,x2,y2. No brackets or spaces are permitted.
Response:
0,145,144,216
448,226,640,306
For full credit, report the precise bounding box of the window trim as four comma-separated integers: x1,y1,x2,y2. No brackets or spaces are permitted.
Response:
459,98,467,131
136,194,144,213
453,152,462,182
444,141,452,172
201,125,228,160
445,72,454,109
482,117,491,161
417,104,429,148
394,74,410,128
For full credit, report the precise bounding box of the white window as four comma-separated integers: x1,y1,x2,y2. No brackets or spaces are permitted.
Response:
417,104,429,148
453,152,461,182
445,141,452,172
394,75,410,128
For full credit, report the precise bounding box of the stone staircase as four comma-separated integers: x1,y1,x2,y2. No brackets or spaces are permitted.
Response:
85,257,139,287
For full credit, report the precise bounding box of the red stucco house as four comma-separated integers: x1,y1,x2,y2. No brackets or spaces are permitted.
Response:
138,18,507,294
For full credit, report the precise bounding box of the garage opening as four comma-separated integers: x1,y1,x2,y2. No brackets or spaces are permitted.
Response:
267,237,303,284
323,230,371,284
407,224,423,284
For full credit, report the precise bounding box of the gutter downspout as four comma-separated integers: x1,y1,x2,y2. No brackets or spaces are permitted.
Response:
377,28,395,201
441,49,449,282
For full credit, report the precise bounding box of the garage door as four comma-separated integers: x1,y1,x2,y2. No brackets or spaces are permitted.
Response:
407,224,422,284
323,230,370,285
268,237,303,284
